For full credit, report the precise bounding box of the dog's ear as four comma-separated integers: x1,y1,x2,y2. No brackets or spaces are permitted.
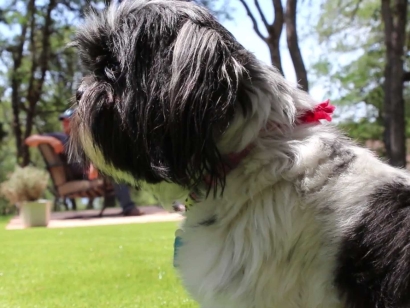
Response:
165,20,251,194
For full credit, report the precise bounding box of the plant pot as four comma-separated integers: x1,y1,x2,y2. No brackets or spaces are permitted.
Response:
19,199,51,228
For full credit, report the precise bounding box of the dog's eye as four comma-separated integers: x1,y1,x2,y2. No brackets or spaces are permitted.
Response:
76,89,83,103
107,63,120,72
104,62,120,80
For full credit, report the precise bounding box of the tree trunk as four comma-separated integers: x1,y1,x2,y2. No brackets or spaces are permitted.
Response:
268,0,284,74
285,0,309,92
10,0,33,165
381,0,408,167
21,0,57,166
238,0,284,74
22,0,38,166
267,35,283,74
238,0,309,84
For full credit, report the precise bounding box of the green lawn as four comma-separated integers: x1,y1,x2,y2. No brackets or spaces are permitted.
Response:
0,217,198,308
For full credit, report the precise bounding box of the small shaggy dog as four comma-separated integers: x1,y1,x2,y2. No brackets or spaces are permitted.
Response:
69,1,410,307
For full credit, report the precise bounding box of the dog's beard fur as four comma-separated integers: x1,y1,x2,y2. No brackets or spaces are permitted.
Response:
69,1,410,307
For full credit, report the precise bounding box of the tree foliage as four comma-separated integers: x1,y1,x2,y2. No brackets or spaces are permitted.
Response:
313,0,409,166
313,0,385,110
0,0,103,168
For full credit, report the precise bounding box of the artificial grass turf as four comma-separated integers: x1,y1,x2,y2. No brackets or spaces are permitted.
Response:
0,219,198,308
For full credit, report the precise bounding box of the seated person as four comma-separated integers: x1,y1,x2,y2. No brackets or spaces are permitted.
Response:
25,108,144,216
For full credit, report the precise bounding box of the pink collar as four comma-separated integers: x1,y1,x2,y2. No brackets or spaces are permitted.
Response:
186,100,335,207
224,99,335,170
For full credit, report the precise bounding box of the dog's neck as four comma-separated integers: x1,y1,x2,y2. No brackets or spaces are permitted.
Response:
184,100,335,209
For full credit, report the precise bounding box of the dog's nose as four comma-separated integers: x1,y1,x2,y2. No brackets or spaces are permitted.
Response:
76,89,84,103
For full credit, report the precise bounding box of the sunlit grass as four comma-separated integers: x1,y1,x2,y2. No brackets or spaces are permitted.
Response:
0,219,197,308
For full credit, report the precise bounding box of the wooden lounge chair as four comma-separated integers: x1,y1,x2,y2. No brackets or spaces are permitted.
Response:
37,143,115,216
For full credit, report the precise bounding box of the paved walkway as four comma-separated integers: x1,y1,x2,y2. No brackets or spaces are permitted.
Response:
6,206,184,230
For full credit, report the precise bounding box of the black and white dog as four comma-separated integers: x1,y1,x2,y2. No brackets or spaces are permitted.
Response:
70,1,410,307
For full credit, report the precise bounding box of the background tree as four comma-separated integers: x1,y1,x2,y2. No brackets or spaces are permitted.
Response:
313,0,385,120
237,0,309,91
0,0,107,213
381,0,408,167
0,0,103,168
313,0,409,166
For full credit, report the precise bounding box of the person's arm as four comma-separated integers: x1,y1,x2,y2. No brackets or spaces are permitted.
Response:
25,135,64,154
88,164,99,180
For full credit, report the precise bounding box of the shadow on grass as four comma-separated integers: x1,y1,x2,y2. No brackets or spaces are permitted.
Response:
62,211,124,220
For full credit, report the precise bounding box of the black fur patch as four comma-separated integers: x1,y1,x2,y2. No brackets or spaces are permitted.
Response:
327,140,357,175
335,182,410,308
299,140,356,195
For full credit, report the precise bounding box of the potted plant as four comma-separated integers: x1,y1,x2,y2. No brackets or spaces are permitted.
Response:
0,166,50,228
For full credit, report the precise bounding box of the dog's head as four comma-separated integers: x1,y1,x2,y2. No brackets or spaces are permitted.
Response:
70,0,298,201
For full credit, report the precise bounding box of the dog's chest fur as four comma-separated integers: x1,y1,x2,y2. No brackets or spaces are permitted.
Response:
174,133,355,308
177,182,343,308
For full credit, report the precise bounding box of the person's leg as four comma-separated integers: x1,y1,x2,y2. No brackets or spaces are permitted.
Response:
113,183,144,216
